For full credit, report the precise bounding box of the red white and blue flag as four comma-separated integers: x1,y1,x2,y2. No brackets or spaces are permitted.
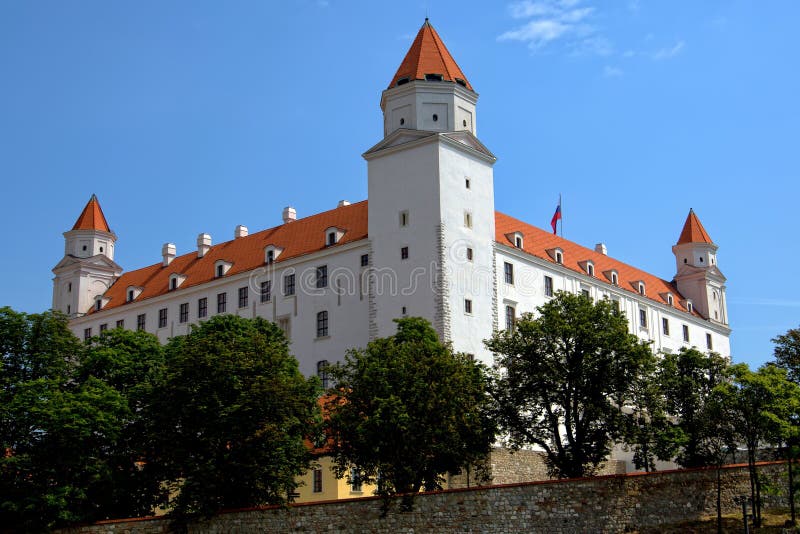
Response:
550,197,562,235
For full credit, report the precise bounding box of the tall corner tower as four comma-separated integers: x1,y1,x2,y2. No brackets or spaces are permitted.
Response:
672,209,728,325
364,19,497,363
52,195,122,317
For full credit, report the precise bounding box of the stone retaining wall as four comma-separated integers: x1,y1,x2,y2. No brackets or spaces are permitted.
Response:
60,461,791,533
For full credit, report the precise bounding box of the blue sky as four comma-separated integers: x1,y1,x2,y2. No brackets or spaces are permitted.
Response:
1,1,798,369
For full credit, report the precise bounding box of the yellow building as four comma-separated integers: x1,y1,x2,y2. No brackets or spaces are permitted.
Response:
294,456,377,503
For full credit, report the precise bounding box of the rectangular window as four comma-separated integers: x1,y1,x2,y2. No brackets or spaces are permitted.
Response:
464,298,473,314
466,247,473,261
316,265,328,288
137,314,146,331
284,273,296,296
116,319,124,329
179,303,189,324
317,360,329,389
683,324,690,342
581,288,590,298
662,318,670,336
505,305,515,331
217,292,227,314
327,232,336,246
706,333,713,350
84,327,92,341
158,308,167,328
313,469,323,493
465,178,471,189
360,254,369,267
399,210,409,227
99,323,107,333
316,311,329,338
504,262,514,285
260,280,271,303
238,286,249,308
350,468,362,492
464,211,472,228
639,308,648,328
278,317,290,338
198,297,208,319
544,276,554,297
401,246,409,260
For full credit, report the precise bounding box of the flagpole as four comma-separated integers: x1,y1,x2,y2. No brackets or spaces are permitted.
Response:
559,194,563,238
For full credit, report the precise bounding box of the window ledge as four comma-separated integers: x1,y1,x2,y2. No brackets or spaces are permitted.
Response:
315,336,331,341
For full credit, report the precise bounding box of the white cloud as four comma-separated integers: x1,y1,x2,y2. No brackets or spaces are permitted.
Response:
500,0,609,55
652,40,685,60
603,65,623,77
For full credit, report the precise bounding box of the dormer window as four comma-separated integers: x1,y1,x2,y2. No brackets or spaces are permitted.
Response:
686,300,694,313
425,73,444,81
547,247,564,264
667,294,674,306
126,286,143,303
580,260,595,277
95,299,102,311
169,274,186,291
604,269,619,285
324,227,345,247
638,282,646,296
264,245,283,264
455,78,467,87
215,260,233,278
396,77,410,86
506,231,524,249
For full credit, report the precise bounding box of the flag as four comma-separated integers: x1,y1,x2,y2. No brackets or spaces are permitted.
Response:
550,200,562,234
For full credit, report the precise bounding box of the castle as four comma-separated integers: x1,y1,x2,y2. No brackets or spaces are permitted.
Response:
52,20,731,382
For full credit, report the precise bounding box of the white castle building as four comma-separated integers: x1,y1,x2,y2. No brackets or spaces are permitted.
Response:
53,20,731,378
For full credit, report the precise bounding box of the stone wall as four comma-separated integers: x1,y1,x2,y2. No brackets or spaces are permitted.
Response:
60,461,791,534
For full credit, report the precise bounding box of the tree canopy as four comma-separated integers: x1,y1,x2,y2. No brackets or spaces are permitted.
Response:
486,292,654,479
150,314,320,521
774,327,800,384
324,317,496,503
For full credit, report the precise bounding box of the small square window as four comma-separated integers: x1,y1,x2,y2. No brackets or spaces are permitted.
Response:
116,319,124,329
401,246,409,260
99,323,107,333
464,299,473,314
581,289,590,298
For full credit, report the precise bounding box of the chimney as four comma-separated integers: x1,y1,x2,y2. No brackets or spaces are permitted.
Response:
162,243,176,266
235,225,248,239
594,243,607,255
337,200,351,207
197,233,212,258
282,206,297,223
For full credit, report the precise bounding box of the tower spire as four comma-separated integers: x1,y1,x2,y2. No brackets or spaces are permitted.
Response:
72,194,111,233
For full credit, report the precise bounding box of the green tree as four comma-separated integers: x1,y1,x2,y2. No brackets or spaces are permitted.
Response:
773,327,800,384
717,363,800,527
324,317,496,507
77,328,167,519
150,315,319,521
487,292,653,479
658,347,729,469
0,308,128,532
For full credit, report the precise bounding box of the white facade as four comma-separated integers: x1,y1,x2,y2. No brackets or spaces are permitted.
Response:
56,21,732,378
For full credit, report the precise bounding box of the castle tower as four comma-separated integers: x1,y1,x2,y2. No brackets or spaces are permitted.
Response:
365,20,496,362
672,209,728,325
52,195,122,317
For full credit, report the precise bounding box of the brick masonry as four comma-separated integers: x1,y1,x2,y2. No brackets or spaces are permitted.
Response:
59,461,791,533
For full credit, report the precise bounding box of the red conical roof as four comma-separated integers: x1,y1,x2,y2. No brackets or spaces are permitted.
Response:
676,209,713,245
388,19,472,91
72,194,111,232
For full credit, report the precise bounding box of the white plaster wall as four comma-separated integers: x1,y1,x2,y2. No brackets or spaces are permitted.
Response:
68,243,371,378
382,82,477,136
437,141,495,365
367,139,442,340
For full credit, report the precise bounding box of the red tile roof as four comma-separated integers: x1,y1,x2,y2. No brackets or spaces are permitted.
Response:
495,211,695,314
91,200,694,318
93,201,368,313
72,194,111,232
388,19,473,91
676,209,713,245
